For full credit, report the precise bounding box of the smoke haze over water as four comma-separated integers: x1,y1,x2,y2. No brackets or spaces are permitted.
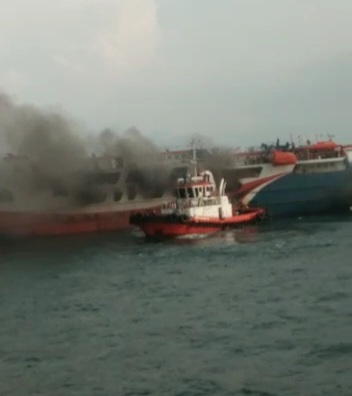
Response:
0,94,178,204
0,93,240,208
0,93,87,178
0,93,162,166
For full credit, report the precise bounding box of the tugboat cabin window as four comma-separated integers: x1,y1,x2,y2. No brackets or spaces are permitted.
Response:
178,188,186,198
187,188,194,198
206,186,213,196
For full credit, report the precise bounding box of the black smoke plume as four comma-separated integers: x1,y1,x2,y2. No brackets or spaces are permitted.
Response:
0,94,240,209
0,94,174,206
0,93,90,196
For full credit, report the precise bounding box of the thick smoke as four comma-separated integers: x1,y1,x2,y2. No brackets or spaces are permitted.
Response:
98,126,159,165
0,94,87,183
0,94,173,206
97,126,172,198
184,134,240,191
184,133,238,176
0,94,239,209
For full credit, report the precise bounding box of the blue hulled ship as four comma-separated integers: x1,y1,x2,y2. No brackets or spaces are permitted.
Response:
231,141,352,217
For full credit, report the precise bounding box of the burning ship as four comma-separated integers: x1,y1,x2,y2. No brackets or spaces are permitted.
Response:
1,94,352,238
0,94,182,238
1,138,352,238
0,153,175,237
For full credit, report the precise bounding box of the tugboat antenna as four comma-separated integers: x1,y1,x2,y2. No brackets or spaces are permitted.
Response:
191,138,197,176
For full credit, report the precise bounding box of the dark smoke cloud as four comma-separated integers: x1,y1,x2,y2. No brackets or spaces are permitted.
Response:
185,133,237,172
0,93,86,171
92,126,172,198
0,94,174,205
98,126,160,166
183,133,240,190
0,93,239,209
0,93,91,198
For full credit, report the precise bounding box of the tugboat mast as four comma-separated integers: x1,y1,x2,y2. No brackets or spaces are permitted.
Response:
191,138,198,176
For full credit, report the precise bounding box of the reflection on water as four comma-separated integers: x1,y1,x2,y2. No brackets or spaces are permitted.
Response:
135,226,260,247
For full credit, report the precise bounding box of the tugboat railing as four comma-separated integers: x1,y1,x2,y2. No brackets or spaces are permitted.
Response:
176,197,221,209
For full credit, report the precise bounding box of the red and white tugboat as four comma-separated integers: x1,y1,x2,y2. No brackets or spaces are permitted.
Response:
130,168,265,239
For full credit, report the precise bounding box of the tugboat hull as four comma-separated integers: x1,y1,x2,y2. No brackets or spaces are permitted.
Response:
130,209,264,239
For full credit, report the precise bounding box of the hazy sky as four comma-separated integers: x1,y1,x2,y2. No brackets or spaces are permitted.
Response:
1,0,352,147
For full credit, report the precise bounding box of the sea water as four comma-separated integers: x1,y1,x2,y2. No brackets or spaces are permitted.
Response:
0,216,351,395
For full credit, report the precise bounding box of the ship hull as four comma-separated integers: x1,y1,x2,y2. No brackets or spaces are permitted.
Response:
130,210,264,239
0,206,162,238
240,169,352,217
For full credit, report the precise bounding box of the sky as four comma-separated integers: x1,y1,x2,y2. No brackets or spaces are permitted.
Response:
1,0,352,148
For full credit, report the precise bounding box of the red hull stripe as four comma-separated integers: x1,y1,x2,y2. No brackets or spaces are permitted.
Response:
231,173,285,198
0,207,161,237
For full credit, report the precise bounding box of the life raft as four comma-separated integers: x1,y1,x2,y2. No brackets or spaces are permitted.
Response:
309,141,337,151
271,150,297,166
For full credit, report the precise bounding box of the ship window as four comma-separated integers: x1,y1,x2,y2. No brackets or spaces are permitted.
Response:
113,190,123,202
187,188,193,198
0,189,14,203
126,185,137,201
179,188,186,198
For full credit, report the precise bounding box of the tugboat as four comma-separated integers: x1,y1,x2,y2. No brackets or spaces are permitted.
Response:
130,165,265,239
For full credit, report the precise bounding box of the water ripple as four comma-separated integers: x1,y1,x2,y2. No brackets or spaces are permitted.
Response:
0,216,351,395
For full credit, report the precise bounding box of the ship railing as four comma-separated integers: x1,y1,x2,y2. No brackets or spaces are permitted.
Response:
176,196,221,209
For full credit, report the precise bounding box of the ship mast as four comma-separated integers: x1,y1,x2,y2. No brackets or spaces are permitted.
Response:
191,138,197,176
